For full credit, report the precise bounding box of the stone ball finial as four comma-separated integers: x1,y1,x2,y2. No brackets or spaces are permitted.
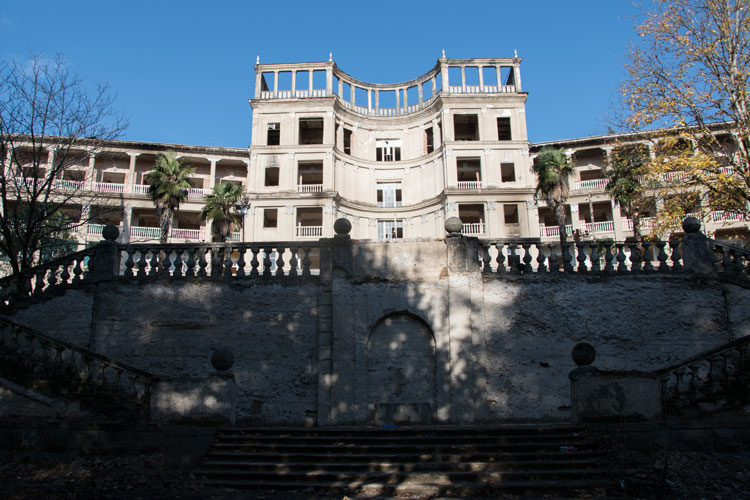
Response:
682,216,701,234
211,348,234,372
571,343,596,366
334,218,351,236
444,217,463,235
102,225,119,241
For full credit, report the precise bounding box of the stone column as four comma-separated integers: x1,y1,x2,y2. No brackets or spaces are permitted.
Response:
291,70,296,94
208,158,219,189
526,201,540,239
45,147,56,179
326,66,333,95
513,63,522,92
496,66,502,89
121,206,133,244
570,204,582,233
126,152,139,193
273,71,278,95
86,152,97,191
375,90,379,111
478,66,484,89
611,200,625,241
460,66,466,88
396,88,400,109
254,68,262,98
418,83,423,104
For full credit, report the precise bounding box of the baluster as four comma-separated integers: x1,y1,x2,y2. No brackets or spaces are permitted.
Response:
185,248,196,277
236,246,247,277
124,248,135,278
507,244,520,273
495,243,506,272
535,243,547,272
708,355,725,395
656,241,668,272
197,248,208,277
211,247,223,277
731,250,744,276
224,246,234,277
561,243,573,272
60,260,71,284
481,243,492,273
718,246,731,273
276,246,286,277
47,264,59,288
643,241,654,271
589,241,600,272
302,248,312,276
548,244,559,273
615,243,627,272
73,258,84,282
628,243,642,272
160,249,172,277
288,247,299,277
34,271,45,296
148,249,159,277
172,248,184,277
136,250,147,278
670,241,683,271
263,248,273,277
576,242,588,272
521,243,533,272
250,247,260,277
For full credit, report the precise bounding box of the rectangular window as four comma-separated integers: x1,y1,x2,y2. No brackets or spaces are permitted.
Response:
504,204,519,224
299,117,324,145
343,128,352,155
425,127,434,154
377,182,402,208
267,123,280,145
376,140,401,162
501,163,515,182
454,114,479,141
497,117,512,141
263,208,278,228
265,167,279,186
377,220,403,239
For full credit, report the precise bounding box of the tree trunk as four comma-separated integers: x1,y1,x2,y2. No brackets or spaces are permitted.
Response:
555,202,568,249
158,206,173,244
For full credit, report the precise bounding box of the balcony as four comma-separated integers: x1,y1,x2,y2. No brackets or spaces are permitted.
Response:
457,181,482,190
711,211,745,223
584,221,615,234
296,226,323,238
93,182,125,194
462,222,485,235
571,178,607,193
129,226,206,241
539,225,573,238
623,218,656,231
298,184,323,193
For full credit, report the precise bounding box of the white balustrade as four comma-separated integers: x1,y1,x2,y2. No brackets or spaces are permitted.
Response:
572,178,607,192
187,187,209,199
296,226,323,238
228,232,242,242
623,217,656,230
462,222,485,235
539,225,574,238
457,181,482,190
584,221,615,233
132,184,150,195
52,179,85,191
94,182,125,194
298,184,323,193
87,224,106,235
711,211,745,222
129,226,205,241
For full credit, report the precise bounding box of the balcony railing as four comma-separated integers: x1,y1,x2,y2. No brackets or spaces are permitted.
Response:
584,221,615,233
133,184,150,195
297,225,323,238
711,211,745,223
462,222,485,235
94,182,125,194
129,226,206,241
572,178,607,192
457,180,482,190
447,85,516,94
52,179,85,191
539,225,574,238
187,187,209,200
623,217,656,230
298,184,323,193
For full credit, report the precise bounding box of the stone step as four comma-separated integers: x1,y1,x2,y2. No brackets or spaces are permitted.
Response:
220,424,586,436
212,432,589,445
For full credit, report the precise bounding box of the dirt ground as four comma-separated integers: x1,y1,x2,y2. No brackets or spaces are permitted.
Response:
2,451,750,500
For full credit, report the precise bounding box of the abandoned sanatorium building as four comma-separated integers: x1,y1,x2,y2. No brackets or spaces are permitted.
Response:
13,56,750,246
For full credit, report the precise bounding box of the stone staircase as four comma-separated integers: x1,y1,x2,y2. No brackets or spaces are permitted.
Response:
193,424,620,495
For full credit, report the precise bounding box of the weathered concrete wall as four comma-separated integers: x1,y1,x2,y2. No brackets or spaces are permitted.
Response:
5,238,746,425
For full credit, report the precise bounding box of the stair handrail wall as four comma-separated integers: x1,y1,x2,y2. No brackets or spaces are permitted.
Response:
0,316,158,417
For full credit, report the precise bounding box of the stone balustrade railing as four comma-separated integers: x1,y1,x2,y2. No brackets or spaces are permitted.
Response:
478,239,683,274
0,316,156,418
713,240,750,284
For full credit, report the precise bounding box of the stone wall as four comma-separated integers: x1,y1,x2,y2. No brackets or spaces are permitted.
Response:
6,237,748,425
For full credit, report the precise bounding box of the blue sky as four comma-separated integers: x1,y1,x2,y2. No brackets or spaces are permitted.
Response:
1,1,642,148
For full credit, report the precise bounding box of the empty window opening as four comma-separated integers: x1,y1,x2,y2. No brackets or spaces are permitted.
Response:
425,127,434,154
265,167,279,186
63,170,86,182
296,71,310,91
267,123,280,145
482,67,498,86
263,208,278,228
501,66,515,86
277,71,292,91
343,128,352,155
407,86,419,106
260,72,274,92
355,87,368,107
501,163,516,182
377,182,402,208
448,66,462,86
296,207,323,227
579,169,604,181
504,204,519,224
464,66,480,86
101,172,125,184
497,117,512,141
422,80,433,100
378,90,396,109
332,75,339,96
454,115,479,141
378,220,403,239
457,158,482,186
341,81,352,102
434,71,442,92
376,140,401,162
298,161,323,186
312,70,326,89
459,204,485,234
299,117,324,144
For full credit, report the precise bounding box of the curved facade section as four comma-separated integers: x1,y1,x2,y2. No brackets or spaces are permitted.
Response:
248,56,538,241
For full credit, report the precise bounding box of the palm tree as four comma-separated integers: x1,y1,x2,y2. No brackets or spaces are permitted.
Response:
532,147,575,249
200,182,247,242
145,151,194,244
606,144,649,242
